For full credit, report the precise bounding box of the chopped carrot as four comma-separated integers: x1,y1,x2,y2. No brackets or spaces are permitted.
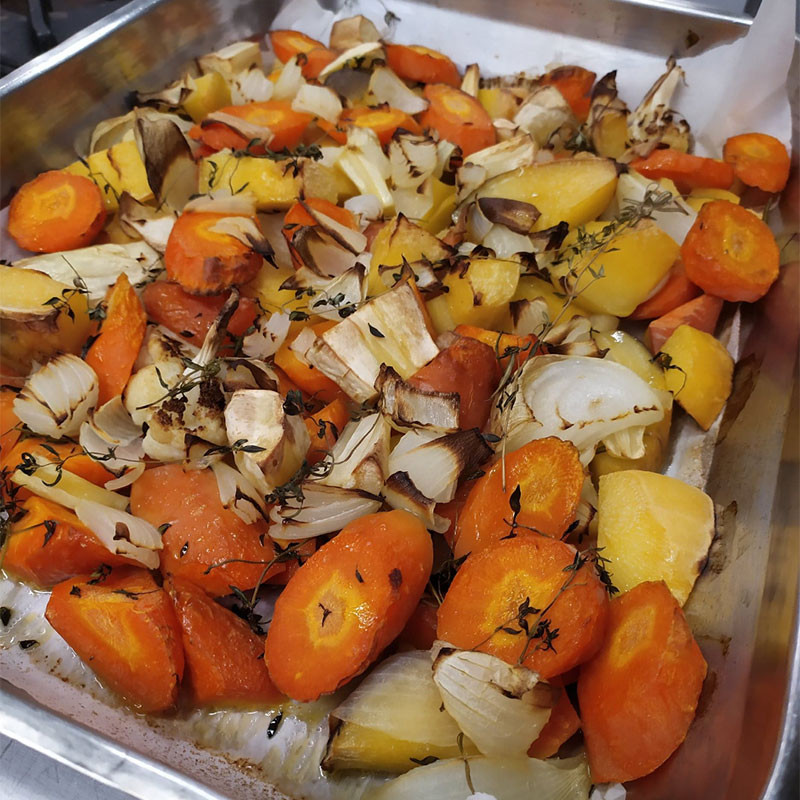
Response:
540,66,596,122
0,389,21,464
264,509,433,701
305,396,350,463
723,132,791,193
681,199,780,302
192,143,217,160
45,567,185,713
435,479,474,550
167,576,283,708
269,30,337,78
8,171,107,253
437,533,609,680
142,281,259,344
419,84,496,157
130,464,287,596
4,496,136,587
398,599,439,650
85,274,147,405
266,538,317,586
630,149,735,194
189,101,312,153
527,689,581,759
408,335,499,431
454,437,585,559
453,324,536,370
164,211,264,295
2,438,114,488
578,580,707,783
384,44,460,87
629,261,700,320
274,322,345,405
319,106,422,146
646,294,724,354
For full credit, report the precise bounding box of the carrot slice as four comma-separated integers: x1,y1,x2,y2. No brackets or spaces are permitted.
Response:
454,437,585,559
167,576,282,708
85,273,147,405
130,464,287,596
4,496,136,587
0,388,21,464
45,567,185,713
264,509,433,701
630,149,734,194
319,106,423,146
189,101,312,153
419,84,496,157
681,199,780,302
436,479,474,550
274,322,345,405
398,599,439,650
629,261,701,320
437,533,609,680
723,132,791,193
453,324,536,370
645,293,724,354
305,395,350,463
408,335,499,431
269,30,337,79
540,66,596,122
164,211,264,295
384,44,460,87
578,580,707,783
527,689,581,759
2,438,114,488
8,171,107,253
142,281,259,344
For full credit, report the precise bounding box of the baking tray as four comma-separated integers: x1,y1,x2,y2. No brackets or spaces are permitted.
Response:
0,0,798,798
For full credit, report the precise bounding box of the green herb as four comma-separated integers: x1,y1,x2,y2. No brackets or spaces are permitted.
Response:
19,639,39,650
267,711,284,739
42,519,57,547
410,756,439,766
0,607,11,626
70,586,82,598
367,323,385,338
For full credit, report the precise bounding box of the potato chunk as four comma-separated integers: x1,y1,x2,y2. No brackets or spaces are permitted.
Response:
441,257,520,329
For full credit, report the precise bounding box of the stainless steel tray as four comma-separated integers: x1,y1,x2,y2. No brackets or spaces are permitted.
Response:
1,1,798,798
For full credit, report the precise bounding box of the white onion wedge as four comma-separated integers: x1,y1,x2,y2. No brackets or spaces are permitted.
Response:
369,67,429,115
376,365,460,433
211,461,268,525
321,413,390,496
272,55,305,101
292,84,342,123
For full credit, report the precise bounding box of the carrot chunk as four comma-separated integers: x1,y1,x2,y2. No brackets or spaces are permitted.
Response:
631,149,735,194
384,43,460,87
438,533,610,680
264,509,433,701
45,567,184,713
8,171,107,253
319,106,422,146
540,66,596,122
274,322,345,405
0,388,21,464
454,438,585,559
646,294,724,354
269,30,337,78
408,335,499,431
305,396,350,463
578,580,707,783
723,132,791,193
629,261,700,320
130,465,286,596
4,496,137,587
681,199,780,302
397,599,439,650
453,324,536,370
167,576,282,708
527,689,581,759
420,84,496,157
164,211,264,295
85,273,147,405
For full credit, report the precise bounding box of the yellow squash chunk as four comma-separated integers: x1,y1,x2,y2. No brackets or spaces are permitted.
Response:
477,156,618,230
64,149,123,212
550,220,679,317
597,470,715,606
198,151,301,210
442,257,520,329
0,267,92,374
181,71,232,122
660,324,734,430
107,140,152,201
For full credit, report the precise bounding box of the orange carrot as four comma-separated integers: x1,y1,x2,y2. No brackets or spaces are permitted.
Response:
274,322,345,405
269,30,337,79
164,211,264,295
189,101,312,153
0,389,21,464
435,479,474,550
266,538,317,586
385,43,460,86
629,261,700,320
264,509,433,701
398,599,439,650
167,576,283,708
142,281,259,344
85,274,147,405
437,533,609,680
681,199,780,302
2,438,114,488
408,336,498,431
540,66,596,122
283,197,358,267
630,149,734,194
4,496,137,587
419,84,496,157
578,580,707,783
453,324,536,370
305,396,350,463
723,132,791,193
454,437,585,559
645,294,724,354
130,465,287,596
45,567,185,713
8,171,107,253
527,689,581,759
319,106,423,146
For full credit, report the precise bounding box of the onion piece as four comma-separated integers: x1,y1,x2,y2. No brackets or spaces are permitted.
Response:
329,15,380,52
382,472,450,533
281,264,367,320
184,190,258,216
79,396,145,478
460,63,480,97
118,192,176,252
510,297,550,338
89,109,193,153
211,460,268,525
482,224,533,258
272,55,305,101
376,365,460,433
337,126,393,211
230,66,274,104
292,84,342,123
257,212,294,269
321,413,390,496
136,75,193,109
389,132,439,190
319,41,383,80
432,646,557,756
514,85,578,147
14,354,98,438
242,312,291,358
198,40,262,80
75,499,162,569
369,66,429,115
301,201,368,254
207,216,272,259
344,194,383,227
